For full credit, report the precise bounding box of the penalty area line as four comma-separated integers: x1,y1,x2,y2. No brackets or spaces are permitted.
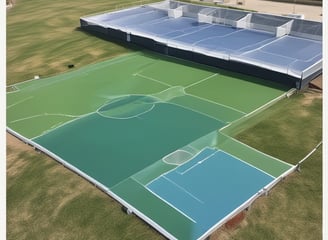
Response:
134,73,172,87
163,175,205,204
7,96,34,109
185,93,247,115
185,73,218,89
145,186,198,223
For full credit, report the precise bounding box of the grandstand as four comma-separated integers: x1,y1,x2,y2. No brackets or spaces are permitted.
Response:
80,0,322,89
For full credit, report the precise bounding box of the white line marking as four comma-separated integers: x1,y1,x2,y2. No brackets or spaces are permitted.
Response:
185,145,199,152
244,91,288,117
178,152,216,175
219,150,277,179
49,121,64,130
96,104,156,120
7,96,34,109
135,73,172,87
163,176,205,204
146,187,197,223
10,113,78,124
185,93,247,115
31,112,94,140
191,28,245,46
165,101,224,123
152,86,183,97
169,23,214,41
162,149,193,166
297,141,322,165
185,73,217,89
219,131,294,167
130,176,146,186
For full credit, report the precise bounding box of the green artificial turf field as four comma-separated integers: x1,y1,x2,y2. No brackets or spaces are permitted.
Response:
7,51,295,239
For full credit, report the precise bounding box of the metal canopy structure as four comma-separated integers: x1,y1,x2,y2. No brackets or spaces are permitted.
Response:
80,0,322,89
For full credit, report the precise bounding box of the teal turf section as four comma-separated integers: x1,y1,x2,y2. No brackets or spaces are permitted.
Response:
34,101,225,188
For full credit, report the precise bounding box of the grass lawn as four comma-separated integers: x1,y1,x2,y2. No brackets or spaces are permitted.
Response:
6,0,156,85
236,92,322,164
6,0,322,239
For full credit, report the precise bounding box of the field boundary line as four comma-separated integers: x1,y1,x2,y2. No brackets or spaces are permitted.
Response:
219,131,294,167
163,175,205,204
178,152,216,175
185,73,218,89
165,101,225,124
297,141,322,167
9,113,79,124
7,96,34,109
145,186,197,223
244,90,292,118
31,112,95,140
185,93,247,115
135,73,172,87
221,150,276,179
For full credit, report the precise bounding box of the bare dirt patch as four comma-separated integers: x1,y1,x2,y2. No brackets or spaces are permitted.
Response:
7,133,33,152
296,89,322,117
302,90,322,106
47,166,101,218
6,133,35,177
7,154,29,178
225,211,246,229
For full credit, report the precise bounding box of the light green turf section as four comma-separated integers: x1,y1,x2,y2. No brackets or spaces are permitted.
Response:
132,160,176,186
7,115,75,139
7,53,167,138
7,52,288,138
112,178,196,240
151,86,186,101
138,57,215,87
169,95,244,123
186,71,289,114
217,133,292,177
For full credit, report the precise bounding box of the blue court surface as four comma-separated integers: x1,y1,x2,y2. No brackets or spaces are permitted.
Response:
147,148,274,234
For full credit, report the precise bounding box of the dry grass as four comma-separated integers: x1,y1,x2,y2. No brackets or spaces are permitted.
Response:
6,0,146,85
